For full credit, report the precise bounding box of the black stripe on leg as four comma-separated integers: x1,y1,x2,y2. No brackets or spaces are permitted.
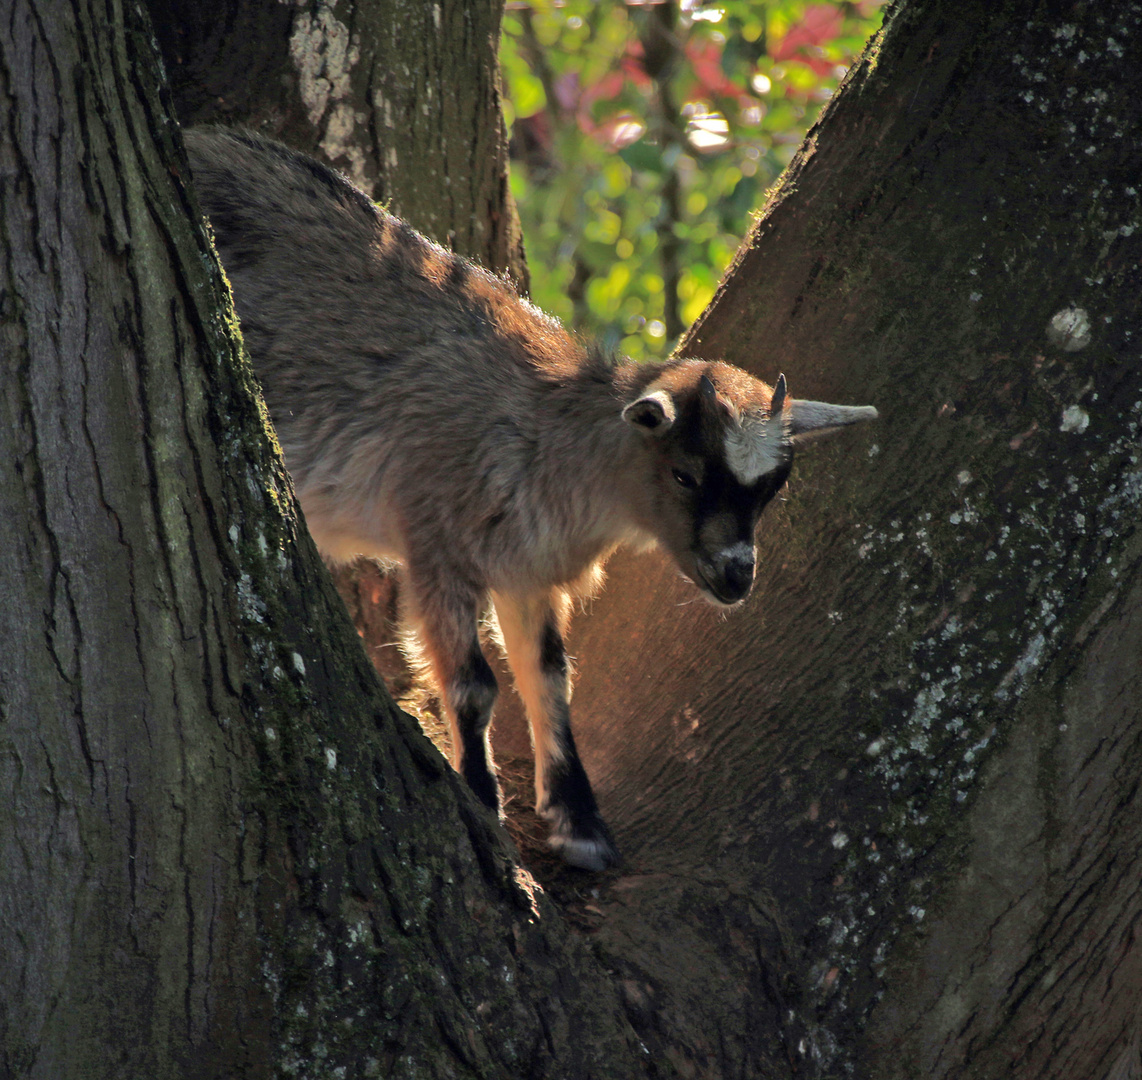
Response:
542,705,618,845
452,650,499,811
537,613,619,867
539,616,568,679
537,620,599,822
544,718,601,820
543,719,619,869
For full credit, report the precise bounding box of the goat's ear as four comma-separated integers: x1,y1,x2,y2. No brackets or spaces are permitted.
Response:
699,372,737,426
787,399,879,444
770,373,787,416
622,389,676,435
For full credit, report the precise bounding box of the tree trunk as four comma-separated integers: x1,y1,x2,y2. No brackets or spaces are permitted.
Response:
148,0,526,282
0,3,640,1077
558,1,1142,1076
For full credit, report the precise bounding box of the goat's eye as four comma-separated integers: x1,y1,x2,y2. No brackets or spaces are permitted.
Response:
672,468,697,489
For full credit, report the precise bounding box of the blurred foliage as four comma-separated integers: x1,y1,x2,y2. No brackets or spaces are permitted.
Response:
501,0,886,357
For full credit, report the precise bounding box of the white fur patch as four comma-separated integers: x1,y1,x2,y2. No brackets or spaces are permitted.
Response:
723,415,788,484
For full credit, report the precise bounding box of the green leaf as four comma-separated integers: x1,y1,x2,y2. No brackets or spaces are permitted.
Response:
620,140,665,174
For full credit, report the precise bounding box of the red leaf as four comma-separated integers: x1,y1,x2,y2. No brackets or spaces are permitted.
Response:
772,4,844,62
685,40,740,98
581,69,626,105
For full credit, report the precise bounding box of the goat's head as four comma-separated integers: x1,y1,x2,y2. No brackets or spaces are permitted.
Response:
622,361,877,606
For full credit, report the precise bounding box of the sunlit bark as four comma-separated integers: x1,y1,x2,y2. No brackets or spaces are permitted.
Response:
564,2,1142,1076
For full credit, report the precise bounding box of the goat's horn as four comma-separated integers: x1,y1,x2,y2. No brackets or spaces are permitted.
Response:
788,399,879,438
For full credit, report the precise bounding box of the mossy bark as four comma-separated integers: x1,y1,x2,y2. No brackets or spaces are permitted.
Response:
0,3,640,1077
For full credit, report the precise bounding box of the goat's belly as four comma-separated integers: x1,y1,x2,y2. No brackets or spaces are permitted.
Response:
477,526,617,597
296,490,407,566
307,524,405,566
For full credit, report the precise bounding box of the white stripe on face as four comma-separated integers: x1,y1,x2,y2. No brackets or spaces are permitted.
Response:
723,417,786,484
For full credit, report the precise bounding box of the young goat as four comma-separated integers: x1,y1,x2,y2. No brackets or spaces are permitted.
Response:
186,128,877,870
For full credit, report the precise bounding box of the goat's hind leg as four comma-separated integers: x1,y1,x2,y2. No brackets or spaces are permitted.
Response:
406,573,501,812
493,588,618,870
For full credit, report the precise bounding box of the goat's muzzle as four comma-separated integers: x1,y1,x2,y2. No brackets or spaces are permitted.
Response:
694,543,756,606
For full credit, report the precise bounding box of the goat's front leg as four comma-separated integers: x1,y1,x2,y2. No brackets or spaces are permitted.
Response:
407,571,500,812
493,588,618,870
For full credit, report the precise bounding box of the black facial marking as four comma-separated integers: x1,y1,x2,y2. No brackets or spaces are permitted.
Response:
685,455,792,543
751,459,793,508
660,397,793,586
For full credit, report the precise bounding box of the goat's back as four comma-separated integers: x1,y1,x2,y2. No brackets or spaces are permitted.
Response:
185,128,633,579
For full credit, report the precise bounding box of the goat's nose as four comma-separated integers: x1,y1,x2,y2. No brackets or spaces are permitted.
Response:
724,554,755,598
712,542,755,601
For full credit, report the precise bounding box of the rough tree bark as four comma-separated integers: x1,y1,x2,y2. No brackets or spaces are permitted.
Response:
559,1,1142,1077
148,0,525,280
0,3,640,1078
